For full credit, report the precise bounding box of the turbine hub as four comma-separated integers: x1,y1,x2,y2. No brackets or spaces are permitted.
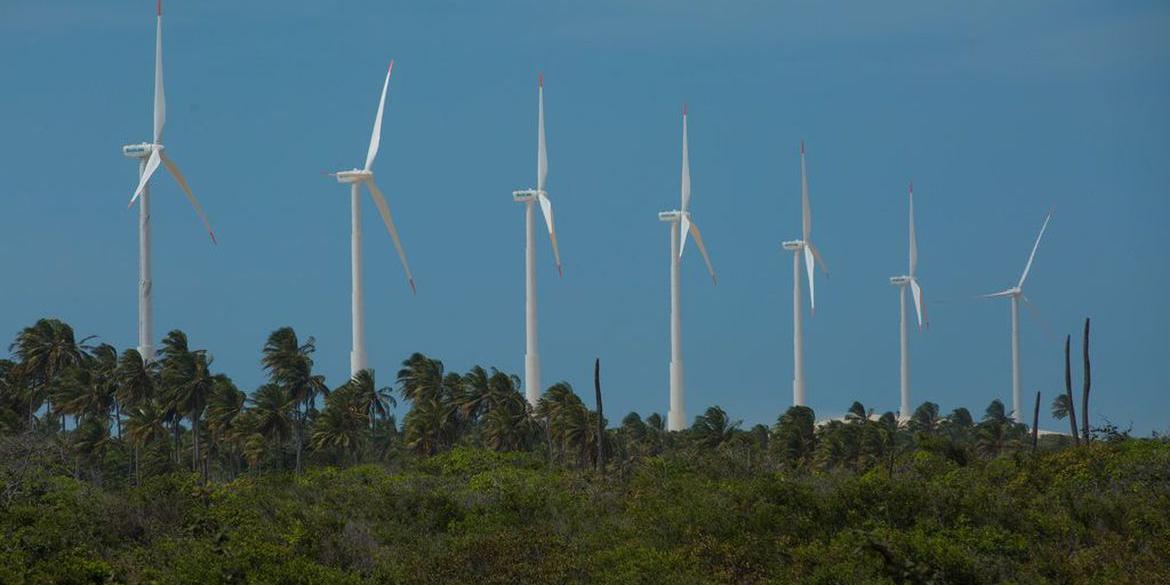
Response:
335,169,371,184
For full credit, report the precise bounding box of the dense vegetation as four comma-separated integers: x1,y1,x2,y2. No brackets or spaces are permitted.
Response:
1,318,1167,584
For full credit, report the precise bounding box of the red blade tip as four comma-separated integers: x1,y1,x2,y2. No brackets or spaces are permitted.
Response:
800,140,805,154
409,278,416,295
538,72,543,87
682,103,688,116
210,232,218,245
157,0,162,16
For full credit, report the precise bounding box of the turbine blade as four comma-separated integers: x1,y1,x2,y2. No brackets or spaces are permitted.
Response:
153,0,165,144
803,244,816,311
161,153,216,244
909,181,917,276
1021,295,1057,342
129,149,163,207
537,191,562,276
537,74,548,192
687,219,717,285
364,60,393,172
909,278,925,329
679,213,691,258
681,104,690,212
980,288,1016,299
1017,210,1052,289
800,140,811,242
365,179,415,293
808,242,829,276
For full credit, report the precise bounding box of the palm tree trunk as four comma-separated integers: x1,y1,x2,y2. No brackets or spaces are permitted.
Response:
1081,318,1091,445
1064,335,1080,446
191,414,201,479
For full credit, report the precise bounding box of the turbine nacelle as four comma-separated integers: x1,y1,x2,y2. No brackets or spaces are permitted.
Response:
512,188,542,203
334,169,373,185
658,210,684,223
889,275,911,286
122,142,163,160
781,239,804,251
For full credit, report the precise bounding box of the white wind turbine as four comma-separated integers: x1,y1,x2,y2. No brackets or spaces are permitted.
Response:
659,105,717,432
982,210,1053,421
330,60,415,376
782,141,828,407
123,0,216,363
889,182,927,420
512,74,562,407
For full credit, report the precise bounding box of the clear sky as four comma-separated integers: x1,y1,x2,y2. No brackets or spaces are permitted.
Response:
1,1,1167,434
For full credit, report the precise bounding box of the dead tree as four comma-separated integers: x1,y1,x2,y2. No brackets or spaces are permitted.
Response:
1031,390,1041,453
1081,318,1092,445
1064,335,1080,446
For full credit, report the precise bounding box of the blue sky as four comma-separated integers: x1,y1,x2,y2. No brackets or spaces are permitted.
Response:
1,1,1167,433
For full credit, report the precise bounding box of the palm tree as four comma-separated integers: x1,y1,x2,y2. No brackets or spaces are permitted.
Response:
10,318,89,427
909,401,942,436
397,354,459,455
691,406,740,449
159,330,194,463
311,384,368,465
206,375,246,478
116,349,156,421
261,327,328,473
172,351,215,479
124,399,168,484
248,383,294,468
772,406,816,469
346,369,395,432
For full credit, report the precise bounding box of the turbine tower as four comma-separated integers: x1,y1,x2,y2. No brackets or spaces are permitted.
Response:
330,60,415,376
659,105,717,431
123,0,216,363
889,182,927,421
781,141,828,407
982,210,1053,421
512,74,562,406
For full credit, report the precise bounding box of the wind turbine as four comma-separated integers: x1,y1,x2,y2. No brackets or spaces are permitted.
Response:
512,74,562,407
330,60,415,376
982,210,1053,421
658,105,717,432
889,182,927,421
123,0,216,363
781,141,828,407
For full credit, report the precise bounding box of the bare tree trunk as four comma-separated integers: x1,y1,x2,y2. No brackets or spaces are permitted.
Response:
1064,335,1080,446
1031,391,1041,453
1081,318,1091,445
594,358,605,471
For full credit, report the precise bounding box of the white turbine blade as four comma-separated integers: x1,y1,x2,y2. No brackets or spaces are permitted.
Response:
364,60,394,172
808,242,830,276
980,288,1016,299
687,219,717,285
537,191,562,276
129,149,163,207
800,140,811,242
537,74,548,192
365,179,416,293
1017,210,1052,289
908,181,917,276
909,277,926,328
679,213,691,258
681,104,691,212
161,153,216,244
803,245,816,311
153,0,165,144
